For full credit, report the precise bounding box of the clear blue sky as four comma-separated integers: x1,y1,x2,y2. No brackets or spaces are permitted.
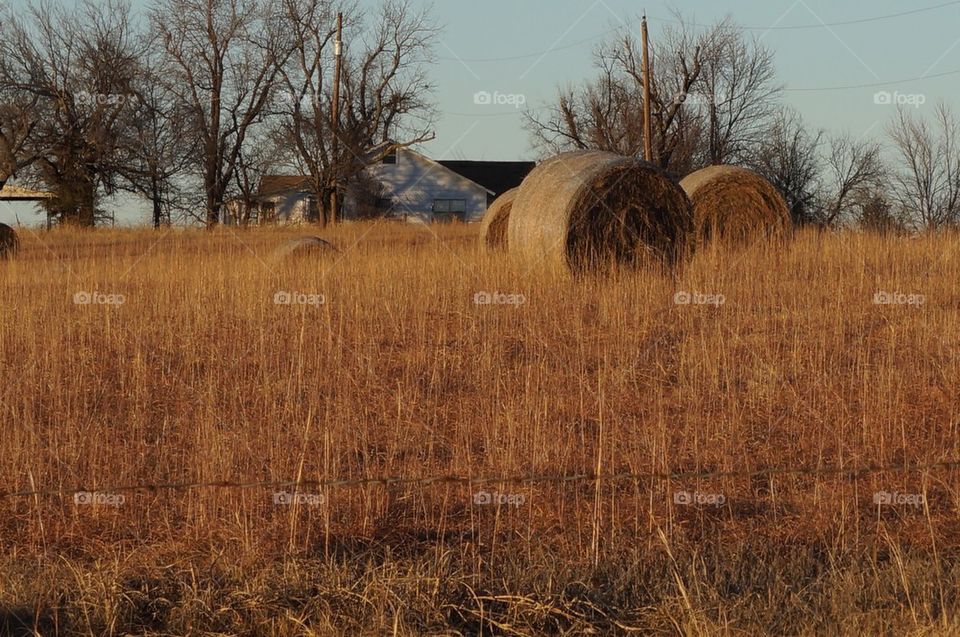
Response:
3,0,959,224
422,0,960,160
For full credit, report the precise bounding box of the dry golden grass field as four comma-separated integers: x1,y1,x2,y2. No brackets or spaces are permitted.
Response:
2,222,960,635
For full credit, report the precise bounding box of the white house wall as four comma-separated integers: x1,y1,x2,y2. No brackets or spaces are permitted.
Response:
354,149,489,222
274,193,311,223
222,193,311,225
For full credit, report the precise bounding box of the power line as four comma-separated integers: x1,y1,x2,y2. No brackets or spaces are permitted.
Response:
755,0,960,29
437,1,960,64
660,0,960,31
438,25,627,63
785,67,960,91
443,108,548,118
440,66,960,120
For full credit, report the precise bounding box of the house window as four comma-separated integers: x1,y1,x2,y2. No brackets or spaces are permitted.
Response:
432,199,466,214
382,149,397,164
261,201,277,222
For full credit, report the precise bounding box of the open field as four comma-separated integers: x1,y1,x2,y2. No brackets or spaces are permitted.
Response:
2,222,960,635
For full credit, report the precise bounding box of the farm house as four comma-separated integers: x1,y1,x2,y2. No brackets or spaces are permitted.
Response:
222,148,533,225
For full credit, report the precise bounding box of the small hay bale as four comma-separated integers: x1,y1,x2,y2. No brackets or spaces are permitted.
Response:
270,236,338,262
479,187,518,250
0,223,19,258
508,150,693,272
680,165,791,245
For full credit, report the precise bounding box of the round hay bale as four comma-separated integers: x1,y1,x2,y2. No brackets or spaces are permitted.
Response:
680,165,791,245
508,150,693,272
270,236,338,262
0,223,19,258
479,187,518,250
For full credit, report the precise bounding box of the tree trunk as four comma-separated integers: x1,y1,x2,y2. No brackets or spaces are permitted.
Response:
205,182,220,227
76,176,97,227
151,178,163,228
313,187,329,227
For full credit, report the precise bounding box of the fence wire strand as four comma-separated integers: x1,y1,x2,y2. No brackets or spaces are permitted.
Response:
3,459,960,500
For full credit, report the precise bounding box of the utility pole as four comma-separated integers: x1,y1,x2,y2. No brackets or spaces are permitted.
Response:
641,14,653,163
330,12,343,225
709,99,718,164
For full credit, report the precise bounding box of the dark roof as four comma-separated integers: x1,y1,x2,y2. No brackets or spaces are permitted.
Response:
258,175,312,198
437,160,535,197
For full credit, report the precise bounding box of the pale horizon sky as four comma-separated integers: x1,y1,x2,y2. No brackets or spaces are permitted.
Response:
3,0,960,224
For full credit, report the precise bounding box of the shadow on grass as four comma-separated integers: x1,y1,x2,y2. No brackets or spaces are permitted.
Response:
0,606,64,636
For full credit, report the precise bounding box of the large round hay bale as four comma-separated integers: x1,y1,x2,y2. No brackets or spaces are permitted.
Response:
0,223,19,258
270,236,338,262
479,187,518,250
680,165,791,245
508,150,693,272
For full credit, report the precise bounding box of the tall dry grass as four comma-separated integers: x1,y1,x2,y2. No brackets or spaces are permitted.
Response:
1,221,960,635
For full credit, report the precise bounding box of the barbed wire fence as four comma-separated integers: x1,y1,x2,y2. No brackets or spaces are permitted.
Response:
4,458,960,501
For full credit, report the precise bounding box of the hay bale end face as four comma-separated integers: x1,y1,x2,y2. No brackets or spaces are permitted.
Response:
0,223,19,258
680,165,791,245
270,236,338,262
508,151,694,272
479,187,518,250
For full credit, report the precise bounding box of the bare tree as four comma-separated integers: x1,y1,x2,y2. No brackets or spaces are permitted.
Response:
698,19,781,164
276,0,436,225
0,4,47,191
819,132,885,227
747,107,823,225
855,187,905,234
609,20,707,172
231,128,284,224
346,169,391,219
0,91,46,192
526,14,780,175
151,0,295,226
119,51,196,227
527,16,708,174
0,0,144,225
526,55,643,156
887,104,960,229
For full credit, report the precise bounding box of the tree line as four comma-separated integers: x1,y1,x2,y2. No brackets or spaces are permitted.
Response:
525,13,960,231
1,3,956,230
0,0,436,226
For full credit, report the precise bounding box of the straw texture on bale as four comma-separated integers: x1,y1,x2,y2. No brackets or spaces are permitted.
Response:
479,187,518,250
680,165,791,245
508,151,693,272
270,236,338,262
0,223,18,258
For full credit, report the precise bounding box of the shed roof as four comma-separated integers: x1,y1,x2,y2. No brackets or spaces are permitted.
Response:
257,176,312,198
437,160,536,197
